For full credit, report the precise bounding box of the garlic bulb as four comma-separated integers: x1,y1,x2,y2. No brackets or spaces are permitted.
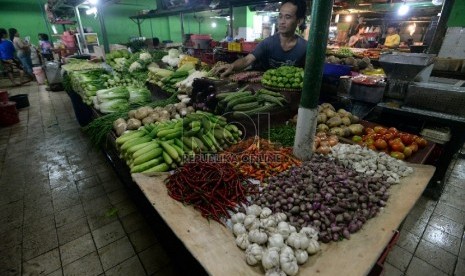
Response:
273,213,287,223
261,217,277,230
287,233,310,250
262,247,280,270
248,229,268,245
260,207,273,219
268,233,284,248
265,268,286,276
279,247,298,276
236,233,250,250
233,223,247,237
231,212,246,224
307,238,320,255
289,225,297,233
300,226,319,240
277,222,291,239
244,215,258,230
245,243,263,266
246,204,262,216
295,249,308,265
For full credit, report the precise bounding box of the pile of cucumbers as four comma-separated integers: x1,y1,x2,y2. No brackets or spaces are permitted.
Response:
215,89,287,118
115,111,242,173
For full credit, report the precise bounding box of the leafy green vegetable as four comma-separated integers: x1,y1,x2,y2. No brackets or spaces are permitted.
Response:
263,124,296,147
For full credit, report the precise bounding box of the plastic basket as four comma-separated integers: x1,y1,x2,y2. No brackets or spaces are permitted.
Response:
0,101,19,127
228,42,242,52
241,42,258,52
323,63,352,77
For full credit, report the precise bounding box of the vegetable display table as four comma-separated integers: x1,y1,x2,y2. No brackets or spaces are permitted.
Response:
132,163,435,275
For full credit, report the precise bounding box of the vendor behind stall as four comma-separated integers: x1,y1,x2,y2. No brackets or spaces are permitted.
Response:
348,24,369,48
381,25,400,49
214,0,307,77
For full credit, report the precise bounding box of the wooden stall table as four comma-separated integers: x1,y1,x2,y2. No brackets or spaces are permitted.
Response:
132,163,435,275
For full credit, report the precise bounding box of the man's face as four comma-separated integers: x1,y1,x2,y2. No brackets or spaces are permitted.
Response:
387,27,395,34
278,2,302,35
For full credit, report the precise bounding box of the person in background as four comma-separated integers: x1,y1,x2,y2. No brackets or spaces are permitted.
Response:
381,25,400,49
348,24,369,48
9,28,33,77
214,0,307,77
0,28,28,86
38,33,53,61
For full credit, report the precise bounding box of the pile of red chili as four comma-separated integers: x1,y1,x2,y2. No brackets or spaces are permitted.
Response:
165,162,258,224
222,137,302,182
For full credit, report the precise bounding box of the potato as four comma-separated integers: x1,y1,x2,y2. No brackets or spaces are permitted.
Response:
337,108,349,116
321,103,335,111
349,114,360,124
128,110,136,119
325,109,337,118
317,113,327,124
127,118,142,130
341,116,352,126
341,126,352,137
317,124,329,133
329,127,344,136
348,124,364,135
142,116,155,126
327,116,342,128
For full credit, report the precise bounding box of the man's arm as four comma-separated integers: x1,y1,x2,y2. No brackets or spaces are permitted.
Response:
215,53,256,77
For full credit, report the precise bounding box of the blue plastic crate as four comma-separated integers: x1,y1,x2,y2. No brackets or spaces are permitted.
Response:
323,63,352,77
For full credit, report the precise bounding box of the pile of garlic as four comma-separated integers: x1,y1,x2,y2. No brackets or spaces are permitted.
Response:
231,205,320,276
330,144,414,184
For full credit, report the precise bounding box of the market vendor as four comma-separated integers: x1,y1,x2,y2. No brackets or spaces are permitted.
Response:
214,0,307,77
348,24,369,48
380,25,400,49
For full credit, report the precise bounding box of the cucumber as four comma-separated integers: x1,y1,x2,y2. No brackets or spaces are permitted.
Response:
163,151,173,165
174,138,184,149
160,141,179,161
226,95,257,111
116,130,145,145
132,147,163,167
124,141,154,157
121,136,152,152
206,132,223,151
232,104,279,118
257,94,285,106
257,89,283,97
157,127,183,138
192,137,207,152
130,141,160,160
142,162,169,173
232,102,260,111
171,144,184,158
131,157,163,173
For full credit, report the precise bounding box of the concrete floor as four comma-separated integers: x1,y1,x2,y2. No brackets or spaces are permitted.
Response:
0,81,464,275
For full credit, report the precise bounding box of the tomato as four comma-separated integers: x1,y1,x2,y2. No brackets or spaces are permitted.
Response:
390,151,405,160
368,144,377,151
352,135,362,143
388,138,402,147
363,133,377,141
375,127,387,135
374,139,388,150
373,126,383,133
415,137,428,148
400,133,414,146
387,127,399,136
403,147,413,158
391,141,405,152
366,138,375,145
365,127,375,134
408,142,419,153
383,133,394,140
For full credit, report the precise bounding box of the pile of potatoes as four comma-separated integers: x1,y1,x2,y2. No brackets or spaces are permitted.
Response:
316,103,364,137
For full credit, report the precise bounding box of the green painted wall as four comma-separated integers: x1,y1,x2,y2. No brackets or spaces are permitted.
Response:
448,0,465,27
0,0,49,45
0,0,234,46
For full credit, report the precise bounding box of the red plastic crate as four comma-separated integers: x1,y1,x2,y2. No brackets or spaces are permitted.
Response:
0,101,19,127
241,42,258,52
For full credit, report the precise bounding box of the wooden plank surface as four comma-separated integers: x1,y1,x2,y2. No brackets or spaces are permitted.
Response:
132,163,435,276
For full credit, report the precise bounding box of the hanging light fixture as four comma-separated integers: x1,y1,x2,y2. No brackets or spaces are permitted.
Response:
398,1,410,16
345,15,352,22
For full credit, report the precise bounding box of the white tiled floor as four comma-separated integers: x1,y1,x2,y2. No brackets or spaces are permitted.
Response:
0,82,176,275
1,81,464,275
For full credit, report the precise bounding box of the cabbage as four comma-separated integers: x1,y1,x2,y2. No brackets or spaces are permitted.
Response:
99,99,129,113
96,86,129,102
128,87,152,105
